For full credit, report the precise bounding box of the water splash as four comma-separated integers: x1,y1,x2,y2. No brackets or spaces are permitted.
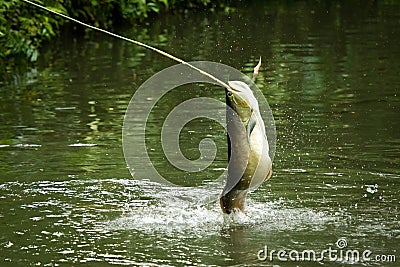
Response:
107,182,333,234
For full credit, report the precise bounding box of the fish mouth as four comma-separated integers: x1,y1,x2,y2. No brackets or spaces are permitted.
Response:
227,81,244,93
220,190,248,214
226,87,240,93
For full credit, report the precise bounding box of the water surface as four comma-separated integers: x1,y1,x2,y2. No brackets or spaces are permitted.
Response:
1,1,399,266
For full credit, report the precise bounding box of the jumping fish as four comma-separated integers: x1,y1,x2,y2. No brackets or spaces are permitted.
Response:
220,81,272,214
22,0,273,214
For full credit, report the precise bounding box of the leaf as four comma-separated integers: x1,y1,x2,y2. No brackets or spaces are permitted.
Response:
159,0,169,9
253,56,261,79
31,49,38,61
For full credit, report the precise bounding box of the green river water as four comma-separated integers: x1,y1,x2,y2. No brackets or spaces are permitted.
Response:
0,1,399,266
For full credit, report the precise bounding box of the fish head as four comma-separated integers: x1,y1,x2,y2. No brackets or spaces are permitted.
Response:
226,81,259,123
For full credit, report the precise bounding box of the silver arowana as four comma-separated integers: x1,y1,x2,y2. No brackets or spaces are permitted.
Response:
22,0,273,214
220,81,272,214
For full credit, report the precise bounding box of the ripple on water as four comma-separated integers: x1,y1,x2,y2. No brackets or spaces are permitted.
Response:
0,178,335,237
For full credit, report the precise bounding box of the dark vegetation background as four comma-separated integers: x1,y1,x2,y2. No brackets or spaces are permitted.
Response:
0,0,232,69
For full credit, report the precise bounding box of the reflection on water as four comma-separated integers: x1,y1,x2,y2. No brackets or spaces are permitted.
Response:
1,1,400,266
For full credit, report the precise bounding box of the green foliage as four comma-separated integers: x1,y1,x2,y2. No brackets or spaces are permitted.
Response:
1,0,66,65
61,0,224,26
0,0,230,68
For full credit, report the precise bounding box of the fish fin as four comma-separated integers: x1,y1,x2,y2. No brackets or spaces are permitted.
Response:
247,112,256,143
265,168,273,181
253,56,261,79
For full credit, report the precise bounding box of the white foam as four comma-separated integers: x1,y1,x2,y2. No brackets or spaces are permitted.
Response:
107,186,332,234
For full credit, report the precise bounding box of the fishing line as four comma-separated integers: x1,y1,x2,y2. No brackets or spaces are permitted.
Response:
21,0,231,90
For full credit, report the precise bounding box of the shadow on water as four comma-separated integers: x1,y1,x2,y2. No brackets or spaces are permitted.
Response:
1,0,400,266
